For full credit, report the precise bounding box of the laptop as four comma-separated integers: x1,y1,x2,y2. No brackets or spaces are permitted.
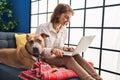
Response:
63,35,96,56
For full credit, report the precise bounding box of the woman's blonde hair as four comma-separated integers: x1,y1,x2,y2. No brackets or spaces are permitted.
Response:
50,3,74,23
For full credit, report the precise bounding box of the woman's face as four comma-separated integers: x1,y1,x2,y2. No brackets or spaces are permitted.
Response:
58,11,72,26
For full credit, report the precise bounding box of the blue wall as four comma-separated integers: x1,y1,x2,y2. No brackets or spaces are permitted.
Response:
7,0,30,33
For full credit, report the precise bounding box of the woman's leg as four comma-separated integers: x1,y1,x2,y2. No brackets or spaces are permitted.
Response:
73,54,103,80
45,56,95,80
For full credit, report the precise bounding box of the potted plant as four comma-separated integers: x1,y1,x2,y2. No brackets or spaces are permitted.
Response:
0,0,19,31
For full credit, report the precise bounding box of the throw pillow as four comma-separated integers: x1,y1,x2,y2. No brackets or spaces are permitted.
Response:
15,33,27,48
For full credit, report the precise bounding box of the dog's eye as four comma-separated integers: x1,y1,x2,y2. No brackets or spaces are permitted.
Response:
29,40,34,45
37,39,42,44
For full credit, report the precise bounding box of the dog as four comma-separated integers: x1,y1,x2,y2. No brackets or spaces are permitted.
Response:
0,33,49,69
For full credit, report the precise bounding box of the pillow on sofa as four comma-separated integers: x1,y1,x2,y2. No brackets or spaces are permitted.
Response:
15,34,27,48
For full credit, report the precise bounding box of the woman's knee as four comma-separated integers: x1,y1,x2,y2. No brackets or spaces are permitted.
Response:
73,54,83,60
63,56,74,64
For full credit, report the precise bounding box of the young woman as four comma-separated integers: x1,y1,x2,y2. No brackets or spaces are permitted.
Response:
36,3,103,80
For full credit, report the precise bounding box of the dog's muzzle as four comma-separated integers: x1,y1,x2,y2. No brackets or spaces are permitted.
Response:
32,46,41,57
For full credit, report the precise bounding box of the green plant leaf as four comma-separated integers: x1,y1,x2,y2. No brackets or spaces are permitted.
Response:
0,0,19,31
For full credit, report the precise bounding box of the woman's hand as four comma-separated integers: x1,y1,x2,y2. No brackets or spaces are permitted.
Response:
51,48,64,57
63,46,75,52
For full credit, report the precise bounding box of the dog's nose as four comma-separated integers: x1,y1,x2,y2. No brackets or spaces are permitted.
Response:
33,47,39,53
32,47,40,57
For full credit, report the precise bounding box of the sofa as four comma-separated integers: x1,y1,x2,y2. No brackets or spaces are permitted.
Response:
0,32,80,80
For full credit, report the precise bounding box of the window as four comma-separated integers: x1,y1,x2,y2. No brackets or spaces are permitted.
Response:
30,0,120,79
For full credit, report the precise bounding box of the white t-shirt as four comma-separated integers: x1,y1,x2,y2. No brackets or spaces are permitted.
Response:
36,22,67,57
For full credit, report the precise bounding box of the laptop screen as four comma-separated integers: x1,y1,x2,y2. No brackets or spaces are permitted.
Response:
73,35,96,53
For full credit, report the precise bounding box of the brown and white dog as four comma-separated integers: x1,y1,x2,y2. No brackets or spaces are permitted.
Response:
0,33,49,69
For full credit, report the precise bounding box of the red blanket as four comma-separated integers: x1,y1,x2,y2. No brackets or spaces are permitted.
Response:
19,62,78,80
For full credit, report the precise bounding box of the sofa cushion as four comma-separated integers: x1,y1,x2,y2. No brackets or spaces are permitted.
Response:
0,32,16,48
15,33,27,48
0,63,25,80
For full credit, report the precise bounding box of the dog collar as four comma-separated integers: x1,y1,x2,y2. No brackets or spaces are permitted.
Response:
25,44,33,55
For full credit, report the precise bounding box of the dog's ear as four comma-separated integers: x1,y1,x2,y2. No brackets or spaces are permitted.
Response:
26,34,30,41
40,33,49,38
